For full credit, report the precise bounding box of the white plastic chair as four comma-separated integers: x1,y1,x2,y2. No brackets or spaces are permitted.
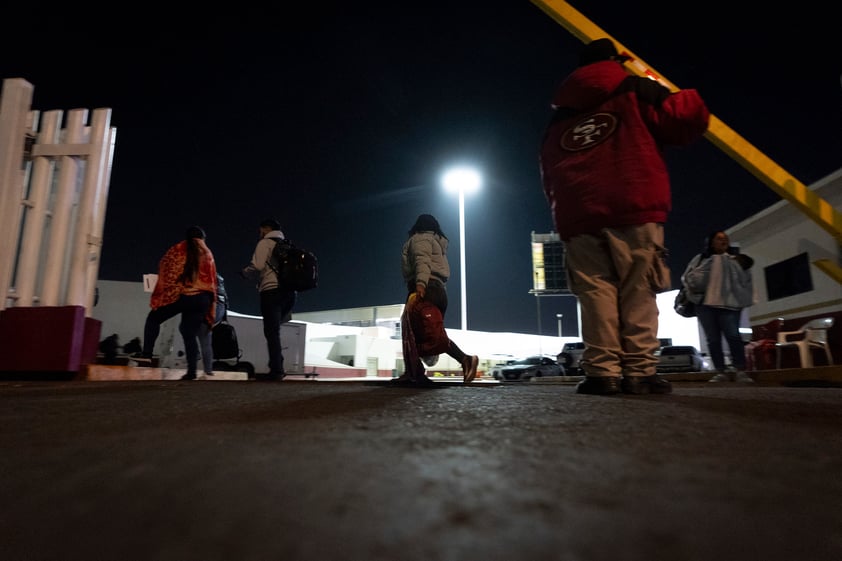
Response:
775,317,835,368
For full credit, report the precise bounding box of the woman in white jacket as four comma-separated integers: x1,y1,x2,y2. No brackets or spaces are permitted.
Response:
395,214,479,386
682,231,755,383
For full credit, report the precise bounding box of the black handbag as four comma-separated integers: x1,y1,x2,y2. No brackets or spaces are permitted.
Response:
674,286,696,318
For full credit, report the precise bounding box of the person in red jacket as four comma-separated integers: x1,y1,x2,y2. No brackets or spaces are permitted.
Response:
540,38,710,396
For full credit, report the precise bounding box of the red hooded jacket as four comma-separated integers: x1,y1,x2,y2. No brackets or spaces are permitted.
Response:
540,60,710,240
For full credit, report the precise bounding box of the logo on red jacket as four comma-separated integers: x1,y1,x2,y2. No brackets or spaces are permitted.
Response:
560,112,618,151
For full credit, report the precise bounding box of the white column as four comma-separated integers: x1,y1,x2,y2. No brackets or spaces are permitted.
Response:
458,188,467,331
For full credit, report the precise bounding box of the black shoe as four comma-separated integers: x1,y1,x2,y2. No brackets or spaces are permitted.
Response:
256,371,285,382
413,376,436,387
390,375,436,388
575,376,621,395
390,374,414,386
621,375,673,395
180,372,197,380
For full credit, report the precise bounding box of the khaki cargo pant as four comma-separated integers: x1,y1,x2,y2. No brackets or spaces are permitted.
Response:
565,223,671,378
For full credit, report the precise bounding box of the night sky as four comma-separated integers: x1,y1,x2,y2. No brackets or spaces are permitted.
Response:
2,1,840,336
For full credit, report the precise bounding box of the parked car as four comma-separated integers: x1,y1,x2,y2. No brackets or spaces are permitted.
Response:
656,345,712,373
557,341,585,374
491,356,564,382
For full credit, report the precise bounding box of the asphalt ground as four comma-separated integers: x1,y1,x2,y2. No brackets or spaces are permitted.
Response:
1,375,841,561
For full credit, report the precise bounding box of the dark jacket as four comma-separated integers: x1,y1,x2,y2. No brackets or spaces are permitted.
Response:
540,60,710,240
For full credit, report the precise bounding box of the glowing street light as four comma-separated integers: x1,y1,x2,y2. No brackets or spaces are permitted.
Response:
442,166,481,331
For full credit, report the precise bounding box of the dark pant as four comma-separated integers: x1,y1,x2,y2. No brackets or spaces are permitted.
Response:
697,305,746,370
260,288,297,374
142,292,213,376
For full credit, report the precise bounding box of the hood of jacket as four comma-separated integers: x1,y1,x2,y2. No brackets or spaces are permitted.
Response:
551,61,629,111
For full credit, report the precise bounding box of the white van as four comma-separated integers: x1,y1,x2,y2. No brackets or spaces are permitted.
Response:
558,341,584,374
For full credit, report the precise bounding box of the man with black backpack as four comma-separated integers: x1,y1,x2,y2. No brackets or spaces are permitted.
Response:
240,218,297,381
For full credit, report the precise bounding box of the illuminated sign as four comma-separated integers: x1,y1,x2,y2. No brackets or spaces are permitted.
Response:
531,232,567,293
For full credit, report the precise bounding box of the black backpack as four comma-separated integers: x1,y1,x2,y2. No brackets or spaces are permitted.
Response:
212,321,242,361
268,238,318,292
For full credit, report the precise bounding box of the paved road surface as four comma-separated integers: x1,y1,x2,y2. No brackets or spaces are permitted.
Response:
1,378,840,561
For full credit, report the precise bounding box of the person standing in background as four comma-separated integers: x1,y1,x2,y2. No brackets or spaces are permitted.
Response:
539,38,710,395
682,231,755,383
241,218,297,381
197,272,228,379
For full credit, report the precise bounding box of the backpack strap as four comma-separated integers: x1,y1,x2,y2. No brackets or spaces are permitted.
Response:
266,237,289,276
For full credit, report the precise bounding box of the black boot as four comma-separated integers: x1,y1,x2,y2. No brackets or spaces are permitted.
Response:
575,376,621,395
621,375,672,395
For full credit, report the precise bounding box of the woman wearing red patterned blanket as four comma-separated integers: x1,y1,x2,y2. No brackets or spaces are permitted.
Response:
130,225,217,380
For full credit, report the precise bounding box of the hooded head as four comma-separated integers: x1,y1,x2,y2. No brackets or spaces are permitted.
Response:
408,214,447,239
578,38,631,67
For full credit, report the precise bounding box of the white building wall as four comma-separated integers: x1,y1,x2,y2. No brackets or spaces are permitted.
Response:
93,280,704,374
91,280,309,373
727,169,842,324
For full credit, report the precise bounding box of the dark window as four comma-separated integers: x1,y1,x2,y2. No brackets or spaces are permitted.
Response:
542,240,566,291
764,252,813,301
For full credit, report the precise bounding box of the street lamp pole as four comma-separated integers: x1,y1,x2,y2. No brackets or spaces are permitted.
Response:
457,188,468,331
557,313,563,338
442,167,481,332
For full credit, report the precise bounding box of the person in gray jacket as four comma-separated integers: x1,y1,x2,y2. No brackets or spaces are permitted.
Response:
682,230,755,383
241,218,297,381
